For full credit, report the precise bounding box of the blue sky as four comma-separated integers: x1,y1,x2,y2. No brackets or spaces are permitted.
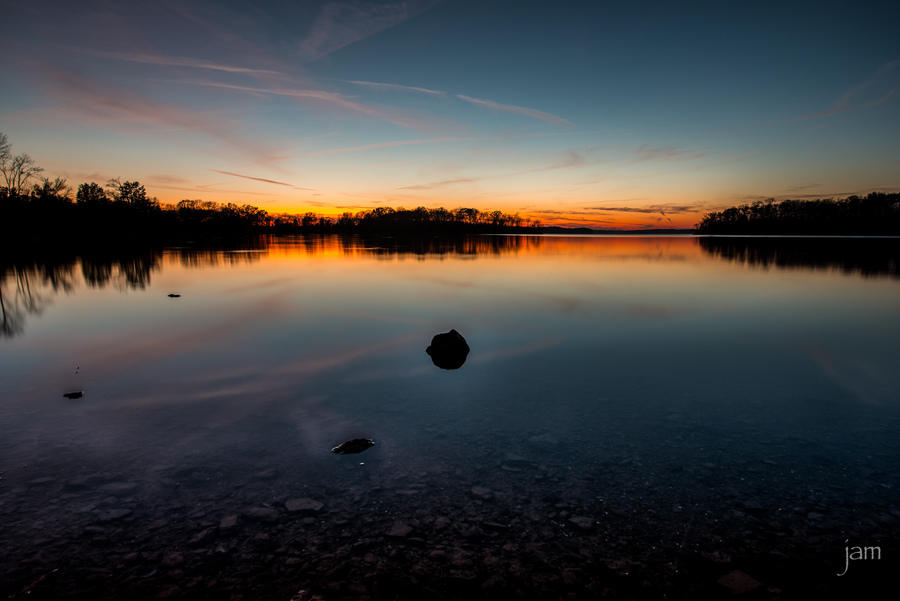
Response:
1,0,898,227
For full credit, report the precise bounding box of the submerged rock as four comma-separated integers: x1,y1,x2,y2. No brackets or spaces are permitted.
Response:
426,329,470,369
219,514,239,529
99,481,139,495
717,570,762,594
470,486,493,500
63,391,84,399
331,438,375,454
96,508,132,522
568,516,595,531
387,520,413,537
285,497,324,513
244,506,279,522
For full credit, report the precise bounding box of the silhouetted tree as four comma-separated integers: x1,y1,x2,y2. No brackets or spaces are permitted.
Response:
1,150,43,197
32,177,71,203
76,182,108,205
301,212,317,228
109,179,157,209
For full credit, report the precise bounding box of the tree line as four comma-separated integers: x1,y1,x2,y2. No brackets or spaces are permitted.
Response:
1,132,540,245
695,194,900,235
272,206,541,234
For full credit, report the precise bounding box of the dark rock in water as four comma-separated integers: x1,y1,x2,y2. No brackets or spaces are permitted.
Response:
285,497,324,513
331,438,375,454
219,514,239,529
426,329,470,369
63,391,84,399
244,506,279,522
99,481,139,495
470,486,493,500
568,516,595,531
387,520,412,537
167,293,181,298
717,570,761,594
96,508,132,522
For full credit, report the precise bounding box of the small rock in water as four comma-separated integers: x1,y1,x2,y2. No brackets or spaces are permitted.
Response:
717,570,761,594
167,293,181,298
426,329,470,369
99,481,139,495
568,516,594,531
189,527,216,545
527,432,560,445
63,391,84,399
219,514,239,529
285,497,324,513
387,521,412,537
244,507,279,522
470,486,493,500
253,468,279,480
96,508,132,522
162,552,184,567
331,438,375,454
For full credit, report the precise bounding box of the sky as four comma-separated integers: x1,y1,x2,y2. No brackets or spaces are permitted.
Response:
1,0,898,228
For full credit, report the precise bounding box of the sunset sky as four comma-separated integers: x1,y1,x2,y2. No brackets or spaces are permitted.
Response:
1,0,898,228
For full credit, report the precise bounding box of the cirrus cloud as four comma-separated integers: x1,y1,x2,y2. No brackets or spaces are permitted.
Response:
456,94,572,126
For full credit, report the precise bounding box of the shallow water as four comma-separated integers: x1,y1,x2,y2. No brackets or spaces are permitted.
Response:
1,235,899,600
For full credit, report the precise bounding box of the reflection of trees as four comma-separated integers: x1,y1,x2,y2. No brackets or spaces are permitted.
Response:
1,234,542,338
698,237,900,278
0,263,71,337
175,240,266,269
0,242,266,338
79,251,161,290
309,234,544,258
81,259,113,288
117,255,159,289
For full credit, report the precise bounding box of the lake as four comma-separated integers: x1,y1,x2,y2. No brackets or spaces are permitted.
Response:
1,235,899,600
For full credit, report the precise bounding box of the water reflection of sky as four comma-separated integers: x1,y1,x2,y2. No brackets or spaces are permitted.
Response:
3,235,900,599
1,235,899,482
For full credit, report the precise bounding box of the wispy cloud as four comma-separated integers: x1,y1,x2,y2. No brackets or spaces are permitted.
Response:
523,149,590,173
210,170,315,190
524,211,618,225
584,204,699,215
302,136,479,157
395,146,599,189
346,80,445,95
633,145,705,162
781,191,858,199
87,50,282,76
304,131,572,157
783,183,821,192
397,177,475,190
32,63,281,164
806,59,899,120
456,94,572,126
149,174,191,184
185,80,434,129
299,1,439,61
189,81,377,113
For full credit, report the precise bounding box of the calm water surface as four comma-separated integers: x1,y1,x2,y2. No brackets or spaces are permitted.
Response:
1,235,899,600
